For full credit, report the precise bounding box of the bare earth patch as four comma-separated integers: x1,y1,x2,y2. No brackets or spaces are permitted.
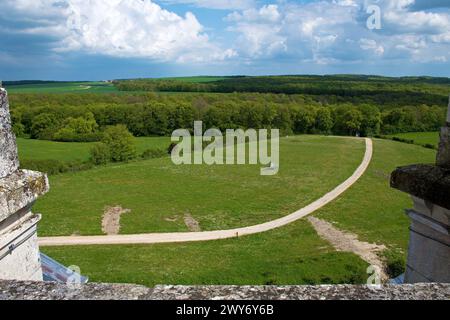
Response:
307,216,388,281
102,206,131,235
184,213,201,232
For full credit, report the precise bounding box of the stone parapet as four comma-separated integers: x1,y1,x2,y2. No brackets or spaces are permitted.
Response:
0,86,49,281
0,88,19,178
391,164,450,212
0,281,448,300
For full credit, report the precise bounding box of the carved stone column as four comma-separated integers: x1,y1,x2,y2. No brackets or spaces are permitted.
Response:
0,86,49,281
391,97,450,283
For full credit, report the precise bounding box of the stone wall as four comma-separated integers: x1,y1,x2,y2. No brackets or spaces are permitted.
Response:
0,280,449,300
0,87,49,281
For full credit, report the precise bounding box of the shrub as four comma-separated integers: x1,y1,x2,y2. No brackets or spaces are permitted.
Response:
423,143,437,150
13,123,26,137
53,112,101,142
102,125,137,162
30,113,59,140
391,136,414,144
383,250,406,279
90,143,111,165
20,159,93,175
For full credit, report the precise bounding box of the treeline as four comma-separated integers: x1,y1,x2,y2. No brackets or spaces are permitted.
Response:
9,92,445,142
115,75,450,108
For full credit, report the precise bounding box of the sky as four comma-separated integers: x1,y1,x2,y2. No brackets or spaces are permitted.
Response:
1,0,450,80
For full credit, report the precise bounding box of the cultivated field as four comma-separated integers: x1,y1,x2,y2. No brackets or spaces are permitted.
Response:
5,82,118,94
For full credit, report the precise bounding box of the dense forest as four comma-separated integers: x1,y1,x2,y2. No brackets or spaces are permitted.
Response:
8,88,446,143
115,75,450,108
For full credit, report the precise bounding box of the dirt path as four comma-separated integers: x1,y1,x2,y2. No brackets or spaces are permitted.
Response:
39,138,373,246
307,216,388,281
101,206,130,235
184,213,201,232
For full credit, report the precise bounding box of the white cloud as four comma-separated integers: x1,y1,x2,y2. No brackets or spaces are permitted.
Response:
2,0,233,63
160,0,256,10
1,0,450,67
226,4,281,22
359,38,384,56
224,0,450,64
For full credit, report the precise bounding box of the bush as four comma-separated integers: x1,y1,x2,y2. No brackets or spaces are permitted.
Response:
30,113,60,139
391,136,414,144
90,143,111,165
53,112,100,142
102,125,137,162
383,250,406,279
13,123,26,137
54,131,103,142
423,143,437,150
20,159,93,175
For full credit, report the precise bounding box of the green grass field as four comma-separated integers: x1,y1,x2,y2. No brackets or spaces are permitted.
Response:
17,137,171,162
6,82,118,94
386,132,439,148
40,139,436,286
35,136,364,236
42,221,368,286
5,77,224,93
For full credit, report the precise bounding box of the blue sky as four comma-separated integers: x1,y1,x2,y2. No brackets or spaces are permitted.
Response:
1,0,450,80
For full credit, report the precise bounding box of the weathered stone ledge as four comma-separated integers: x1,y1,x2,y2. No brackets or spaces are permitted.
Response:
0,170,49,222
0,280,449,300
391,164,450,211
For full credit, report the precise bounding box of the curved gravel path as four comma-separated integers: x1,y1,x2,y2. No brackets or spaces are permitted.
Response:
39,138,373,246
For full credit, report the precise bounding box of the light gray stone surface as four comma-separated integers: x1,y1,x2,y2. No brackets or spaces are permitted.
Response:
0,170,49,222
0,87,49,281
437,126,450,168
0,281,448,300
0,214,43,281
0,88,19,178
403,198,450,283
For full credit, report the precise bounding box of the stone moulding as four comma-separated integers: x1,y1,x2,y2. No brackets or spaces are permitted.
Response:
0,170,49,222
0,281,449,300
390,164,450,211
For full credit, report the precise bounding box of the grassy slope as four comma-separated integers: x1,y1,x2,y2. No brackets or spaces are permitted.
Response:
41,138,434,286
35,136,364,236
315,139,436,251
42,220,368,286
17,137,171,162
386,132,439,147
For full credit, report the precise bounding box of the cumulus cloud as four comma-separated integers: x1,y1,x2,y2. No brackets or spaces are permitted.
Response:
1,0,233,63
224,0,450,65
160,0,256,10
1,0,449,68
359,38,384,56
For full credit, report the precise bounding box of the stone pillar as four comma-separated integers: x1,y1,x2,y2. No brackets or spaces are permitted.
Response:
391,97,450,283
0,86,49,281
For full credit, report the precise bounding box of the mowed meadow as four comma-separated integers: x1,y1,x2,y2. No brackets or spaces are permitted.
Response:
33,136,364,235
40,139,436,286
9,76,445,285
